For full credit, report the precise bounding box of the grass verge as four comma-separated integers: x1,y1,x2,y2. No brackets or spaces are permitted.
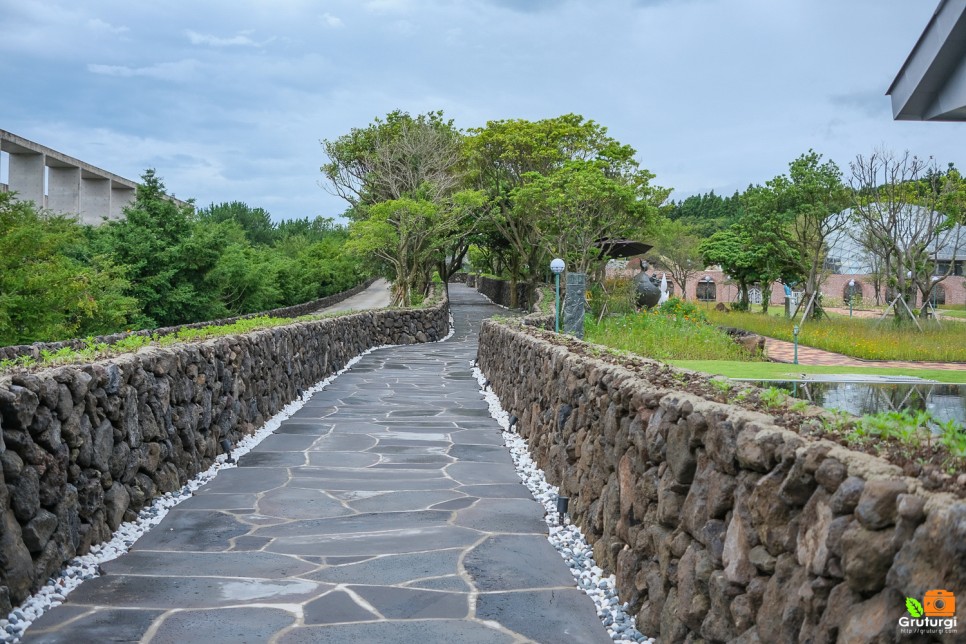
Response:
0,312,350,373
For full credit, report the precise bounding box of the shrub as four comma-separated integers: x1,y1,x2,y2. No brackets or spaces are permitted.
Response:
658,297,707,323
588,278,637,320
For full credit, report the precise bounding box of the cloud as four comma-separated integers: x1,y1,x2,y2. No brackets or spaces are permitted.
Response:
86,59,201,82
364,0,411,15
829,90,891,118
185,30,266,47
482,0,566,13
86,18,128,34
321,12,344,28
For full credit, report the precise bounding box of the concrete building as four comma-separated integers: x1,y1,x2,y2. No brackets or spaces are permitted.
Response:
0,129,187,225
888,0,966,121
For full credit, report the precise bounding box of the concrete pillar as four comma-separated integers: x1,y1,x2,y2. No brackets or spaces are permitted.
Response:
8,152,45,207
110,182,135,220
47,165,81,215
80,175,111,225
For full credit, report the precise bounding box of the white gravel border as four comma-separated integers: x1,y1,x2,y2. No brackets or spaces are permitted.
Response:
2,315,455,643
473,362,654,644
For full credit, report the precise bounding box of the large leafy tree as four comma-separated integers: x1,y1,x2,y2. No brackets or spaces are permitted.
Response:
648,218,704,300
94,170,225,327
739,190,802,313
322,110,463,210
699,208,799,312
748,151,850,317
322,111,474,304
198,201,276,246
511,160,663,278
465,114,652,305
849,151,965,319
347,190,484,305
0,193,136,344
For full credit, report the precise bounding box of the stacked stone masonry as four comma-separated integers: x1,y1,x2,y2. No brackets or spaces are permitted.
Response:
0,297,448,613
478,320,965,643
475,276,531,310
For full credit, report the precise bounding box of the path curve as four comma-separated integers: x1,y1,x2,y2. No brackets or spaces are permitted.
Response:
315,278,392,314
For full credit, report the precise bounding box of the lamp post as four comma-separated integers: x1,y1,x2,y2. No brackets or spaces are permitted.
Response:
550,258,565,333
848,279,855,318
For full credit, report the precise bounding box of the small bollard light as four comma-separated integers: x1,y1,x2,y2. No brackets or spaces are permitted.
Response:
556,495,570,524
793,325,800,365
848,279,855,318
550,258,566,333
220,439,234,464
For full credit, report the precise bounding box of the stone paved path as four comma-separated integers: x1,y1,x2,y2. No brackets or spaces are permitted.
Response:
764,336,966,371
23,285,608,643
314,278,392,315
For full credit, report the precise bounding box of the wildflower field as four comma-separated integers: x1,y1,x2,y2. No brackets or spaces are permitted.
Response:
704,308,966,362
585,301,757,362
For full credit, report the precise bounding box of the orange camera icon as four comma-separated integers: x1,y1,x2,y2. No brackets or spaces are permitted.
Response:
924,589,956,617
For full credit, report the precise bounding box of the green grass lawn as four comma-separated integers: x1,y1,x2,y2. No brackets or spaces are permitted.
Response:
585,310,755,361
940,309,966,319
670,359,966,384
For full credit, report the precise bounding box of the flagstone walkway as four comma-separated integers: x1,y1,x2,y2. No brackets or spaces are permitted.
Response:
23,285,609,643
764,337,966,371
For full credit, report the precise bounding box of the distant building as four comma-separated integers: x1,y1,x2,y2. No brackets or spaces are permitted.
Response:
887,0,966,121
608,209,966,308
0,129,188,225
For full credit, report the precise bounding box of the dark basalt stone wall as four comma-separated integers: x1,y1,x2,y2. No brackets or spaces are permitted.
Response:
0,296,448,612
476,277,531,311
478,319,965,643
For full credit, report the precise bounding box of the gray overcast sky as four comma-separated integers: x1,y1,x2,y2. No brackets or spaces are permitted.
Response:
0,0,959,222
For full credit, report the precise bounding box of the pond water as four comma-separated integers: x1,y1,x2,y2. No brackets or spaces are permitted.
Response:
738,377,966,429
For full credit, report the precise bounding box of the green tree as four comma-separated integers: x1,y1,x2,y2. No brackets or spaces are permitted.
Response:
0,193,136,344
347,190,484,305
198,201,276,246
95,170,224,327
322,110,464,210
465,113,647,306
740,185,805,314
272,220,366,304
849,151,964,320
204,227,283,315
511,160,663,278
669,190,742,237
648,219,704,300
323,111,470,302
749,151,850,317
699,215,799,312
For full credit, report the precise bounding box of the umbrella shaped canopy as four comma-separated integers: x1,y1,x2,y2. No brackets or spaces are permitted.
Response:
594,239,652,259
